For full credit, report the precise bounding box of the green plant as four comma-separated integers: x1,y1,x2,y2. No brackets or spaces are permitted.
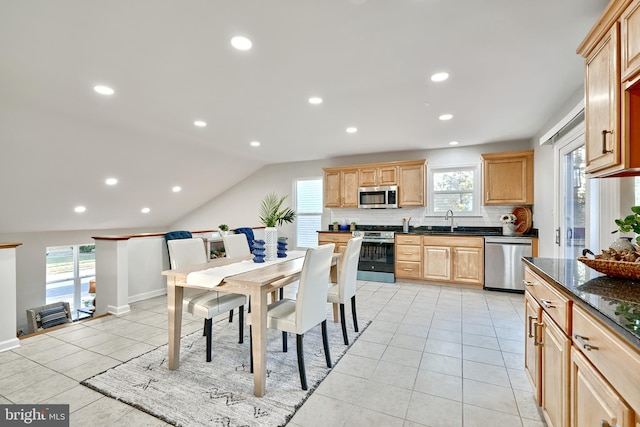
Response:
612,206,640,243
258,193,296,227
332,221,339,225
350,221,356,225
218,224,229,232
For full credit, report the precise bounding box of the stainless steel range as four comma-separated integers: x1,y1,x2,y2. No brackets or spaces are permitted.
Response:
352,229,395,283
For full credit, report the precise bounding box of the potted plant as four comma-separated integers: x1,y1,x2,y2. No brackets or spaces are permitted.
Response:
350,221,357,231
332,221,339,231
613,206,640,244
258,193,296,260
218,224,230,236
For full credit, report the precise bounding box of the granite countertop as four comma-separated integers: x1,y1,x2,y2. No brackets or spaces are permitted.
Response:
522,257,640,351
319,226,538,237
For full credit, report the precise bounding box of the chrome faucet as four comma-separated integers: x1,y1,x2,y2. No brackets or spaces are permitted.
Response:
444,209,454,232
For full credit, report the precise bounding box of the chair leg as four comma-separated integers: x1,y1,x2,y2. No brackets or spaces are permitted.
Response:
321,320,332,368
238,305,244,344
228,309,234,322
205,318,213,362
339,303,349,345
249,325,253,373
282,331,288,352
351,295,359,332
279,288,284,300
296,334,307,390
202,319,207,336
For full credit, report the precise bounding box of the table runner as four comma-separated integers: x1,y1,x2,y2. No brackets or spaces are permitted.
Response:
186,250,307,288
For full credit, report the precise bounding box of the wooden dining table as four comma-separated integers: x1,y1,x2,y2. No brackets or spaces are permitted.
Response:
161,251,339,397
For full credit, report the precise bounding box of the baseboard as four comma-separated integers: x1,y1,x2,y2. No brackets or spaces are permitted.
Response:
106,304,131,315
0,337,20,352
128,288,167,304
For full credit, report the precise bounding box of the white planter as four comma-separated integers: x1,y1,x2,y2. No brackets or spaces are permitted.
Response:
502,224,516,236
264,227,278,261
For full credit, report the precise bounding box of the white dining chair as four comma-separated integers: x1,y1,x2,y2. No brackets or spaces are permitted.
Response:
327,236,363,345
167,238,247,362
248,243,335,390
222,233,251,258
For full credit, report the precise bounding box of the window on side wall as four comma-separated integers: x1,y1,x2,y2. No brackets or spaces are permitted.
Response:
295,178,323,248
427,164,480,216
45,244,95,320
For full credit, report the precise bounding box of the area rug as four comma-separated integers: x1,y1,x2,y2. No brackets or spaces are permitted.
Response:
81,317,369,427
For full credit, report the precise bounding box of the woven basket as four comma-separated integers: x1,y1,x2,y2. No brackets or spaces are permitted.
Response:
577,256,640,279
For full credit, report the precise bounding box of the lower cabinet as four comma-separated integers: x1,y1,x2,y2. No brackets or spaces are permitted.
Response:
525,291,542,405
395,235,422,279
540,311,571,427
570,347,633,427
422,236,483,286
317,232,351,255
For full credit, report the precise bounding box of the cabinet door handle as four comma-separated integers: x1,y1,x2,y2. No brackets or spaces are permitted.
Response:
403,268,412,271
523,280,533,287
540,299,555,309
527,315,538,338
601,129,613,154
574,334,598,351
403,252,414,255
486,191,489,200
533,322,543,346
600,420,617,427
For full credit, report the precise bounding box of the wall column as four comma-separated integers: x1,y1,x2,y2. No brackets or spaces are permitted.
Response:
94,238,131,315
0,243,21,352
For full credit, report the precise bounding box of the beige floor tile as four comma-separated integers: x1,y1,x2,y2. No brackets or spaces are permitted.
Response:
462,403,525,427
462,323,497,338
348,339,387,360
369,319,401,334
333,353,378,379
502,351,524,369
414,369,462,401
371,360,419,390
70,396,135,426
344,405,405,427
389,333,427,351
108,342,156,362
356,380,412,418
381,346,422,368
498,337,525,354
0,350,22,365
315,371,368,403
514,388,544,421
403,421,428,427
113,407,171,426
0,365,58,395
521,418,547,427
462,332,500,350
431,319,462,332
89,336,140,356
0,356,40,380
424,338,462,359
461,314,494,326
419,352,462,377
46,349,101,373
395,323,430,338
428,328,462,344
462,345,504,367
360,328,394,345
290,393,353,427
463,378,519,415
462,360,511,387
7,372,77,403
63,355,121,381
401,314,432,327
406,391,462,427
508,367,534,392
44,385,104,412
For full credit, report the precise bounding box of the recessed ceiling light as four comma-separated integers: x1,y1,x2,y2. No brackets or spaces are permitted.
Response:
172,186,182,193
346,127,358,134
141,207,150,214
94,85,114,95
194,120,207,127
105,178,118,186
250,141,261,147
74,206,86,213
308,97,323,105
449,141,460,146
231,36,252,51
439,114,453,121
423,102,431,107
430,72,449,82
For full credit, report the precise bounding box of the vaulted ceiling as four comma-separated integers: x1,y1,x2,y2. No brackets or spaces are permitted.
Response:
0,0,609,233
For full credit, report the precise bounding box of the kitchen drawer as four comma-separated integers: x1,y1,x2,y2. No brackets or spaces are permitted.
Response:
396,235,421,245
395,261,421,279
396,244,421,261
573,304,640,413
318,233,351,244
422,235,483,248
524,269,571,335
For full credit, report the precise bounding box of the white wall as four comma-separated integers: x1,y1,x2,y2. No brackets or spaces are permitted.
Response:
0,246,19,351
171,140,534,242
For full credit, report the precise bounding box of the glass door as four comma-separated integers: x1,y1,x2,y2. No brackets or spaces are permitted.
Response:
558,138,586,259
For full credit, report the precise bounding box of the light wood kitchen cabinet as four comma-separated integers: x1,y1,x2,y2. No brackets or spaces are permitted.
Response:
540,310,571,427
324,169,358,208
317,232,351,254
578,0,640,177
358,165,397,187
481,150,534,205
525,291,542,406
395,234,422,279
570,347,634,427
422,236,483,286
398,160,426,207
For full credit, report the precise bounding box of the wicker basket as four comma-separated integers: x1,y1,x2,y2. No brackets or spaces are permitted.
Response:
577,256,640,279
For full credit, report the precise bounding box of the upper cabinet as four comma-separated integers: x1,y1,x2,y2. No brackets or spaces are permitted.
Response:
482,150,534,205
323,168,358,208
323,159,426,208
358,165,398,187
578,0,640,177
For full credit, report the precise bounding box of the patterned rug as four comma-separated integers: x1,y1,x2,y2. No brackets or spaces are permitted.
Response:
81,316,369,426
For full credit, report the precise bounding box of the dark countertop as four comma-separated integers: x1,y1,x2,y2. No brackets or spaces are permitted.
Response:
522,257,640,351
319,225,538,237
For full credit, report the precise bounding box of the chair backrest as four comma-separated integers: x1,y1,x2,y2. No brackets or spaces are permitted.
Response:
234,227,255,252
167,238,208,269
164,230,193,266
222,233,251,258
295,243,335,333
337,236,363,302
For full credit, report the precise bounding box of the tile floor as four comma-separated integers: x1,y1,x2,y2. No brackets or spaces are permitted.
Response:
0,280,546,427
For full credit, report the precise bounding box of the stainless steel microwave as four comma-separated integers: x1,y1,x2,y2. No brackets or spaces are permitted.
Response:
358,186,398,209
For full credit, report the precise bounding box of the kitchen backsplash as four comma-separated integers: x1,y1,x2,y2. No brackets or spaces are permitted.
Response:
328,205,525,229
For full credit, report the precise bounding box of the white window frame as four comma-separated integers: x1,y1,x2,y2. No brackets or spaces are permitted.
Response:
427,163,481,216
294,177,323,249
46,244,95,319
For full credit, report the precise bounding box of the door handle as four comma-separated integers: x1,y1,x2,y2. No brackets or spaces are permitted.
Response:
575,334,598,351
527,315,538,338
602,129,613,154
533,322,543,346
540,299,555,309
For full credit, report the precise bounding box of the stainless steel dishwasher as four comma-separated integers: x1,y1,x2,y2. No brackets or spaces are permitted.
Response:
484,236,532,292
